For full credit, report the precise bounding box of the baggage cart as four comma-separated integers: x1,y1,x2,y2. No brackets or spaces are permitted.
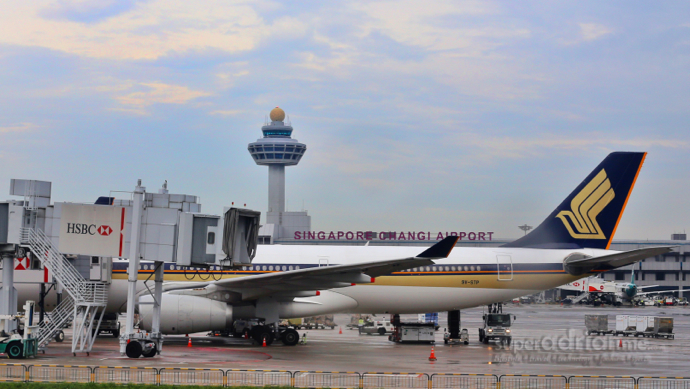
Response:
585,315,611,335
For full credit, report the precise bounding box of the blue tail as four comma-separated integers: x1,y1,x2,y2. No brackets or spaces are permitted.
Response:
502,152,647,250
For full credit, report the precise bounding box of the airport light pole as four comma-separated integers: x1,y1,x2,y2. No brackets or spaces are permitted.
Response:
518,224,533,236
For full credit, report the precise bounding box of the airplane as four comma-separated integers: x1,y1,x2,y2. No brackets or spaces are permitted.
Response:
0,151,674,353
559,267,659,305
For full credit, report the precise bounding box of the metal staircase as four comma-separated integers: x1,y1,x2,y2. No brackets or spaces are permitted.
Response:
570,292,590,304
20,228,108,354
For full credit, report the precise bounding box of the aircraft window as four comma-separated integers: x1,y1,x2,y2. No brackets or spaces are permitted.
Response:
295,265,300,270
425,266,431,272
289,266,293,271
477,266,481,271
171,265,175,270
471,266,475,271
262,266,267,271
464,266,469,271
451,266,456,271
282,266,287,271
443,266,448,271
269,266,274,271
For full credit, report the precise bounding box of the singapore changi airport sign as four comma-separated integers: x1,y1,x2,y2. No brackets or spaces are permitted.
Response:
59,203,126,257
295,231,494,241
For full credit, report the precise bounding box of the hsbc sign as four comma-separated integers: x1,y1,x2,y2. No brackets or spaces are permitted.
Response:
66,223,114,236
59,204,126,257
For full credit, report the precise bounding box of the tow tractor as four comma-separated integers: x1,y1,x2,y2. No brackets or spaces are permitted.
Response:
0,301,39,359
478,304,515,345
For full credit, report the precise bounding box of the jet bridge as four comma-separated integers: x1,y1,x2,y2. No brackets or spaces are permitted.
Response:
1,178,260,358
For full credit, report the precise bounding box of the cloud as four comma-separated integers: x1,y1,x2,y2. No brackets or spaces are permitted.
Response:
579,23,612,41
0,1,308,60
0,122,38,134
115,82,211,108
210,109,244,116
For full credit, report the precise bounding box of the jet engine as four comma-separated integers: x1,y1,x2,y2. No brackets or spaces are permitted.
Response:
139,294,232,334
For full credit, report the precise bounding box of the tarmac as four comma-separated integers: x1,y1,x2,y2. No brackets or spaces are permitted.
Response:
10,304,690,376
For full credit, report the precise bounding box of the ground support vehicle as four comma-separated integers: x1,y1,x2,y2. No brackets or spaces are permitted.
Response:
0,301,39,359
359,319,395,335
95,313,120,338
585,315,613,336
298,315,335,330
389,322,435,343
443,328,469,345
478,312,514,345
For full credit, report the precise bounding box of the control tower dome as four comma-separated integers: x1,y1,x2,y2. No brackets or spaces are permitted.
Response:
248,108,309,243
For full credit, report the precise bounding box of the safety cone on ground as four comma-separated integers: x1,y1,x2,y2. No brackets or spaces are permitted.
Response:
619,339,622,348
262,337,267,347
429,346,437,361
188,337,192,348
339,327,343,334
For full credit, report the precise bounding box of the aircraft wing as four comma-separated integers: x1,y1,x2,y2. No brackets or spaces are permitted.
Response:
161,236,459,300
637,285,659,289
564,246,675,275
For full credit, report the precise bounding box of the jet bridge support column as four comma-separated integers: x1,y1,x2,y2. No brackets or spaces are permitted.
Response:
120,180,145,355
0,255,17,332
150,260,164,355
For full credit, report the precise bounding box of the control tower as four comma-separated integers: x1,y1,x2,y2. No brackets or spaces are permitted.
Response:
248,107,310,243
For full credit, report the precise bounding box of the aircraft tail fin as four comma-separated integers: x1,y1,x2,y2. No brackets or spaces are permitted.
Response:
502,152,647,249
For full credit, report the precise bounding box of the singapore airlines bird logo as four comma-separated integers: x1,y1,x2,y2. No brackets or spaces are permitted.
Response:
556,169,614,239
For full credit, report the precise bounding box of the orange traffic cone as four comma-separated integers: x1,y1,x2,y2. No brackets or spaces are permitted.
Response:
619,339,622,348
339,327,343,334
262,337,267,347
188,337,192,348
429,346,437,361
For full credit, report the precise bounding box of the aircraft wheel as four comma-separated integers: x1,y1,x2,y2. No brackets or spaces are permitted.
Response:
281,329,299,346
125,341,143,358
55,331,65,342
6,342,23,359
142,344,157,358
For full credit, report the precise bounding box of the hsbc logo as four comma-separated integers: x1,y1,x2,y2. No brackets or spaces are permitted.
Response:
67,223,113,236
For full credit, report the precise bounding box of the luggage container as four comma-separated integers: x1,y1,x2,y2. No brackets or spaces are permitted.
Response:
585,315,611,335
390,323,436,343
615,315,636,336
653,317,674,339
634,316,655,337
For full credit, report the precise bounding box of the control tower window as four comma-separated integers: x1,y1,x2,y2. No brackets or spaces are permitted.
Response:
266,153,274,158
286,146,295,152
264,146,274,151
258,154,265,159
275,145,285,151
275,154,283,159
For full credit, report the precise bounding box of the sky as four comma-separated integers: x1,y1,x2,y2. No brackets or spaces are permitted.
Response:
0,0,688,240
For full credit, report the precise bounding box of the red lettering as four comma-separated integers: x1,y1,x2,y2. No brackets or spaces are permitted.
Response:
295,232,301,240
379,232,386,240
357,231,364,240
337,231,344,239
346,231,354,240
436,232,444,240
417,232,425,240
388,231,397,240
398,232,406,240
328,231,336,240
478,232,486,240
317,231,326,240
407,232,415,240
458,232,467,240
468,232,476,240
487,232,494,240
307,231,316,240
365,231,373,240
